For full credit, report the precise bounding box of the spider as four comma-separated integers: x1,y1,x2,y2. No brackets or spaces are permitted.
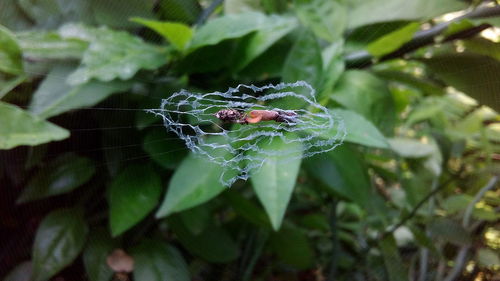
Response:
214,109,298,125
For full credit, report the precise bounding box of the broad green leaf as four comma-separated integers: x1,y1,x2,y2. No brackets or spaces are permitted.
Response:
16,31,88,60
232,15,298,71
159,0,201,24
169,216,239,263
156,150,235,217
17,0,93,29
379,235,408,281
294,0,346,42
269,224,314,270
131,239,190,281
189,12,279,51
0,101,69,149
324,109,389,149
90,0,154,28
132,18,193,50
29,64,132,119
83,228,116,281
428,218,471,246
374,69,444,96
250,136,303,230
282,30,322,88
0,24,23,75
17,153,95,203
32,208,88,281
366,22,420,57
66,25,168,85
142,129,187,170
442,194,473,214
346,0,466,29
108,164,162,236
463,38,500,61
421,52,500,111
319,41,345,100
477,248,500,268
305,145,371,207
4,261,32,281
388,137,435,158
224,0,262,14
332,70,396,134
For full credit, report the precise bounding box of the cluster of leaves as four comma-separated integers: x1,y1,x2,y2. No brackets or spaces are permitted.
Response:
1,0,499,280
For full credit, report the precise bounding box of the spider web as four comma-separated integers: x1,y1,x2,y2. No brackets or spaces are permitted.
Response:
147,81,346,186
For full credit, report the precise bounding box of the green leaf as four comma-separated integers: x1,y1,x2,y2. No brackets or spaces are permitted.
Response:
16,31,88,60
269,224,314,270
17,153,95,203
477,248,500,268
421,52,500,111
428,218,471,246
179,205,210,235
232,15,298,71
324,109,389,149
0,101,69,150
331,70,396,134
366,22,420,57
108,164,162,236
4,261,32,281
346,0,466,29
29,64,132,119
294,0,346,42
250,136,302,230
17,0,93,29
90,0,154,29
463,38,500,61
83,228,116,281
66,25,168,85
282,29,322,88
132,18,193,51
142,129,187,170
156,151,235,217
0,73,26,99
379,235,408,281
32,208,88,281
188,12,278,51
319,41,345,100
131,239,190,281
0,24,23,75
305,145,371,207
388,137,435,158
168,215,239,263
159,0,201,24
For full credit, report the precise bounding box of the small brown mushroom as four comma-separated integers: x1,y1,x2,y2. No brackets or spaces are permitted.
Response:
106,249,134,273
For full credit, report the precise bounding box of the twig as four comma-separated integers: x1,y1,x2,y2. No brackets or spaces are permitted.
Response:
442,176,498,281
345,5,500,69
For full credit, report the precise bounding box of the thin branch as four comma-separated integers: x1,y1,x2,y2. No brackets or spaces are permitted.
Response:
443,176,498,281
196,0,224,26
345,5,500,69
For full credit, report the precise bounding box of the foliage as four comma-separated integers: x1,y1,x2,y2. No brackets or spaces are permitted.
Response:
1,0,499,281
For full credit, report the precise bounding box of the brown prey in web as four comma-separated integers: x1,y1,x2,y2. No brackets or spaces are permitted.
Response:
214,109,298,125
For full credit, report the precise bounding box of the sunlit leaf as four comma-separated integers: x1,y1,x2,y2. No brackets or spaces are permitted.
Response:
250,136,303,230
366,22,420,57
16,31,88,59
29,64,132,119
0,101,69,149
294,0,346,42
0,24,23,75
132,18,193,50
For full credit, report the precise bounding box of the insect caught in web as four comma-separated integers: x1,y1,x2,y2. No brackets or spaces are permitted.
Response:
214,109,298,125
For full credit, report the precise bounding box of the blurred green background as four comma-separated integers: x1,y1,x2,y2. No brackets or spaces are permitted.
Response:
1,0,499,280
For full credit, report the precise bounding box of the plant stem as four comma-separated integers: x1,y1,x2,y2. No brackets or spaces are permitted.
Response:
345,5,500,69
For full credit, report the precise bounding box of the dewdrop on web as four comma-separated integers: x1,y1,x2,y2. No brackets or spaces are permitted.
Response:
147,81,346,186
